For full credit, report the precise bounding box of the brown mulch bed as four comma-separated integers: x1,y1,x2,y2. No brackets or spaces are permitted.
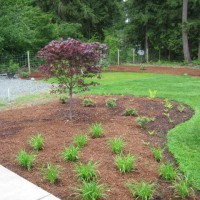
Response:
0,95,198,199
107,65,200,77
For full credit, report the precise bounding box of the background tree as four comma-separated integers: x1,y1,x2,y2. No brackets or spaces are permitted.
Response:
38,39,107,120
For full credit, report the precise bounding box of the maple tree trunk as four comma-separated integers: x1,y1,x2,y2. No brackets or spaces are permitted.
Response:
69,88,73,120
198,40,200,60
182,0,192,64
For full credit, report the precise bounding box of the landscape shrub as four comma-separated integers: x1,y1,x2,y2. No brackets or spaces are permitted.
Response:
106,98,117,108
124,107,138,116
89,123,104,138
73,133,88,148
136,117,150,129
82,98,94,107
160,162,177,181
29,133,44,151
107,137,125,154
151,147,164,162
62,146,79,162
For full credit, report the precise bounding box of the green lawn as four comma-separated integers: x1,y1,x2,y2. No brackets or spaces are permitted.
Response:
81,72,200,189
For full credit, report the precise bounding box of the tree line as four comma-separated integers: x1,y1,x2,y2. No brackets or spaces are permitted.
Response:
0,0,199,63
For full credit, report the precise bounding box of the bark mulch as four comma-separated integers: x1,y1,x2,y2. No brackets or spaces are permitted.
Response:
0,95,197,200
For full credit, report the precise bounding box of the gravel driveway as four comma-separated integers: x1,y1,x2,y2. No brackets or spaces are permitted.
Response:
0,76,51,102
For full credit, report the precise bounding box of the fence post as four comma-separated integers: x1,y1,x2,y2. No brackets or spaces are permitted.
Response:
133,48,135,64
27,51,31,73
146,48,149,63
117,49,120,65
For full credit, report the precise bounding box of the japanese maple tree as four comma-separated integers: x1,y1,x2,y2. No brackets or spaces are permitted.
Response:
37,38,107,120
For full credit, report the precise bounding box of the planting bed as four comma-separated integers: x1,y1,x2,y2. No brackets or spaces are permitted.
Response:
0,95,197,199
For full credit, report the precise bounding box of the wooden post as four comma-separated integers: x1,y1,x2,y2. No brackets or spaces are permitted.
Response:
133,48,135,64
146,47,149,63
27,51,31,74
117,49,120,65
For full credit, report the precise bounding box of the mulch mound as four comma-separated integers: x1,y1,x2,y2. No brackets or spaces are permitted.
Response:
0,95,197,200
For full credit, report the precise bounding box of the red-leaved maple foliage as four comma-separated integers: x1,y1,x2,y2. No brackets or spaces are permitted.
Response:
37,38,108,120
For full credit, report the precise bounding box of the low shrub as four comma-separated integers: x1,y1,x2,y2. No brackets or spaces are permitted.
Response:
29,133,44,151
41,163,62,184
160,162,177,181
89,123,104,138
59,95,68,104
115,154,136,173
75,161,98,182
16,150,36,171
20,71,30,78
136,117,150,129
62,146,79,162
151,147,164,162
106,98,117,108
124,107,138,116
127,180,155,200
73,133,88,148
107,137,125,154
82,98,94,107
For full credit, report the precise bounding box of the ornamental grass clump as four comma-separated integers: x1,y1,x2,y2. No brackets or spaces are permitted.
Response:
29,133,44,151
73,133,88,148
106,98,117,108
151,147,164,162
74,181,107,200
160,162,177,181
41,163,62,184
16,150,36,171
127,180,155,200
75,161,98,182
83,98,94,107
89,123,104,138
62,146,79,162
124,107,138,116
115,154,136,173
136,117,150,129
107,137,125,154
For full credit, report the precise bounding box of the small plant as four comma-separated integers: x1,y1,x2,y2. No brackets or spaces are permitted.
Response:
107,137,125,154
124,107,138,116
151,147,164,162
115,154,136,173
136,117,150,129
160,162,177,181
127,180,155,200
140,65,146,70
164,99,173,110
20,71,30,78
177,104,186,113
89,123,104,138
82,98,94,107
172,176,192,199
41,163,62,184
29,133,44,151
163,112,174,123
7,60,19,74
16,150,36,171
74,181,107,200
106,98,117,108
62,146,79,162
73,133,88,148
59,95,68,104
148,90,157,100
148,130,157,135
75,161,98,182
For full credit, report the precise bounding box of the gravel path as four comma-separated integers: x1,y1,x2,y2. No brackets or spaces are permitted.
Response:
0,77,51,102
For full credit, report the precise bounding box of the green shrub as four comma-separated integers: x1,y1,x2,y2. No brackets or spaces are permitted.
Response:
89,123,104,138
115,154,136,173
41,163,62,184
83,98,94,107
29,133,44,151
107,137,125,154
148,90,157,100
164,99,173,110
16,150,36,171
74,181,107,200
127,181,155,200
140,65,146,70
73,133,88,148
136,117,150,129
177,104,186,113
160,162,177,181
75,161,98,182
151,147,164,162
62,146,79,162
59,95,68,104
124,107,138,116
20,71,30,78
106,98,117,108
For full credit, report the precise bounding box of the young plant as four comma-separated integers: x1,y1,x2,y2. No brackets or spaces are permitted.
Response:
148,90,157,100
160,162,177,181
41,163,62,184
148,130,157,135
89,123,104,138
151,147,164,162
124,107,138,116
73,133,88,148
106,98,117,108
172,176,191,199
29,133,44,151
82,98,94,107
74,181,107,200
16,150,36,171
140,65,146,70
127,180,155,200
59,95,68,104
177,104,186,113
164,99,173,110
115,154,136,173
75,161,98,182
136,117,150,129
62,146,79,162
107,137,125,154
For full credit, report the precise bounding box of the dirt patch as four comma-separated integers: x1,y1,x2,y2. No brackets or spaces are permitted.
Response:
107,65,200,77
0,95,197,199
